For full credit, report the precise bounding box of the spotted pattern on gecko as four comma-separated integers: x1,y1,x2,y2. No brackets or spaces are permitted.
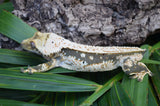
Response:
21,32,152,81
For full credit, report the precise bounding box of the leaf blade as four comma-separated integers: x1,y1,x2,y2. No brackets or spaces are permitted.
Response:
110,82,133,106
121,74,148,106
151,41,160,51
141,59,160,65
0,2,14,13
148,84,158,106
0,49,45,65
0,10,37,43
0,99,47,106
80,72,123,106
0,68,100,92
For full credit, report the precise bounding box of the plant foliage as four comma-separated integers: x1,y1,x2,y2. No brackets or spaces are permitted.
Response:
0,2,159,106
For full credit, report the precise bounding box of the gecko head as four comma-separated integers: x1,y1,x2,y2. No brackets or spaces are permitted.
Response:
21,32,65,56
21,32,47,54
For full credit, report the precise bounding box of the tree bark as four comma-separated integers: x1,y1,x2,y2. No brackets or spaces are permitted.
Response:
11,0,160,46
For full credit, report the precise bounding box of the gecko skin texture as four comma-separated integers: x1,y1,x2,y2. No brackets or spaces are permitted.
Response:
21,32,152,81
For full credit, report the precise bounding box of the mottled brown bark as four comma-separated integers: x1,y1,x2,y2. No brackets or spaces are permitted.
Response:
10,0,160,46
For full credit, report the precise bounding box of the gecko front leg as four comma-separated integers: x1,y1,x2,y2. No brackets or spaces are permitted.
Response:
21,59,58,74
121,58,152,81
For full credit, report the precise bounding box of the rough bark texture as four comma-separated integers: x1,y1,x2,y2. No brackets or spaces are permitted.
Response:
1,0,160,49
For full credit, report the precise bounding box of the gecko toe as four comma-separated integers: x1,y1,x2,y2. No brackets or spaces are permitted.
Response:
28,67,34,74
129,74,138,79
20,68,26,73
20,66,35,74
137,77,143,82
148,71,153,76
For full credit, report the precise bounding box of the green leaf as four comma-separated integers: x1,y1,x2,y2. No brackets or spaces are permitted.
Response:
97,92,110,106
0,2,14,13
121,74,148,106
151,41,160,51
148,64,160,100
54,92,92,106
54,93,77,106
141,44,152,59
29,92,46,103
0,4,159,105
0,10,37,43
43,92,54,105
110,82,133,106
149,52,160,100
140,44,151,50
0,63,20,68
0,99,46,106
48,67,76,74
54,93,66,106
80,72,123,106
0,68,100,92
141,59,160,64
64,93,75,106
6,67,76,74
75,92,91,106
155,49,160,56
0,49,46,65
148,84,158,106
0,88,40,101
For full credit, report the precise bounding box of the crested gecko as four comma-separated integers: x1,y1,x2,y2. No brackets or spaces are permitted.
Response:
21,32,152,81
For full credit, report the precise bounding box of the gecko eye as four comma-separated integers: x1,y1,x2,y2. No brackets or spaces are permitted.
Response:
30,41,35,48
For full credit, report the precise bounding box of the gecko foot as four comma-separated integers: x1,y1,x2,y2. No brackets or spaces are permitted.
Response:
122,58,153,81
21,66,37,74
129,70,152,81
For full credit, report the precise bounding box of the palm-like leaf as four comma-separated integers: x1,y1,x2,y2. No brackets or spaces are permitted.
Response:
0,2,159,106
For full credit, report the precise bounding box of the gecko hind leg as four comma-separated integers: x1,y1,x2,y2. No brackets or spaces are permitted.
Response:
121,58,152,81
21,59,58,74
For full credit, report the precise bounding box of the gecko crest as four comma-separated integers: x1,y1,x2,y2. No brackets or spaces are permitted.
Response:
21,31,152,81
